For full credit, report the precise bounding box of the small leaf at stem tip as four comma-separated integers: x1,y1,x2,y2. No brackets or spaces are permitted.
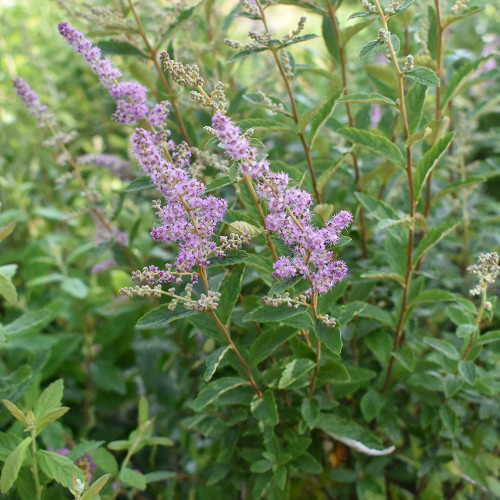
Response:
403,67,440,87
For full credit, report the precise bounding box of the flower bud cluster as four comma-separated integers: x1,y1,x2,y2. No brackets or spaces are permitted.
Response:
385,1,400,15
467,252,499,296
451,0,469,14
160,51,204,88
282,16,306,43
183,289,221,312
216,233,252,254
377,28,391,43
12,78,55,128
361,0,378,13
317,313,336,328
132,265,197,286
119,284,162,298
241,0,261,18
58,22,148,124
262,292,308,308
403,55,414,72
280,50,294,80
256,90,286,114
211,112,352,295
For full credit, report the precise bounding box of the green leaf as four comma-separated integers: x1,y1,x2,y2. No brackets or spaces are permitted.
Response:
405,127,432,148
423,337,459,360
339,18,375,46
67,441,105,461
317,152,350,194
406,83,428,135
281,33,319,49
315,321,342,355
2,400,29,426
413,132,454,202
204,346,231,382
237,118,295,135
309,87,344,148
89,361,126,395
36,407,69,435
124,175,154,192
226,46,268,64
217,263,245,324
211,250,249,266
278,359,315,389
411,218,458,266
61,277,88,299
0,274,17,304
228,221,262,237
205,176,233,193
251,390,279,427
348,11,375,20
188,313,224,342
0,221,16,243
119,468,147,490
250,460,273,473
440,56,489,109
458,361,476,385
427,6,438,60
297,87,341,135
136,304,197,329
81,474,111,500
322,15,339,62
0,437,31,494
245,304,307,323
477,330,500,345
404,67,440,87
338,128,406,166
410,288,455,305
394,0,416,13
268,276,302,295
142,436,174,447
361,272,405,286
360,389,385,421
98,40,143,56
89,447,119,476
338,93,397,107
4,310,52,336
249,326,298,366
193,377,249,411
37,450,83,489
34,379,63,418
359,39,382,60
301,398,320,429
354,192,399,222
440,406,457,434
365,330,393,365
443,6,485,28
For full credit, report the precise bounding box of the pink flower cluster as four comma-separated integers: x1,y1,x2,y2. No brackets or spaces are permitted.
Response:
12,78,53,127
212,112,351,295
131,128,227,275
58,22,148,124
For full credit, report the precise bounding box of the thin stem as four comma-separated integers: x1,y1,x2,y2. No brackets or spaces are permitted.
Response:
325,0,369,259
253,0,320,202
209,310,262,397
424,0,444,218
371,0,415,393
127,0,191,144
30,428,42,500
243,175,278,261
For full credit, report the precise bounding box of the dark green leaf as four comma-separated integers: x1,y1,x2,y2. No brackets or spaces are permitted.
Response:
193,377,248,411
136,304,197,329
339,18,375,46
98,40,143,56
360,389,385,421
218,263,245,324
89,361,126,395
409,289,455,305
124,175,154,192
251,390,279,427
205,176,234,192
406,83,427,134
211,250,249,266
413,132,454,202
4,310,52,336
315,320,342,355
458,361,476,385
309,87,344,148
278,359,315,389
249,326,298,366
359,39,382,60
301,398,320,428
423,337,459,360
427,6,438,60
268,276,302,295
119,468,147,490
338,93,397,106
37,450,83,489
394,0,416,13
411,218,458,265
347,11,375,20
226,46,268,64
245,304,307,323
281,34,319,49
204,346,231,382
339,128,406,165
322,15,339,62
404,67,440,87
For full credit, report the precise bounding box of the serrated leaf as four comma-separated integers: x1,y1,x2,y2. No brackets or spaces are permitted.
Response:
409,289,455,305
0,437,31,494
347,11,375,20
228,221,262,237
193,377,248,411
413,132,454,202
411,219,458,265
354,192,399,222
0,274,17,304
339,128,406,166
359,39,382,60
404,67,440,87
119,468,146,490
249,326,298,366
405,127,432,147
251,390,279,427
219,264,245,325
477,330,500,345
406,83,428,134
268,276,302,295
2,400,29,426
315,321,342,355
34,379,64,418
4,310,52,336
81,474,111,500
423,337,459,360
309,87,344,148
339,18,375,46
37,450,83,489
136,304,197,330
441,56,489,109
338,93,397,106
204,346,231,382
278,359,315,389
443,6,485,28
281,34,319,49
36,407,70,435
0,222,16,243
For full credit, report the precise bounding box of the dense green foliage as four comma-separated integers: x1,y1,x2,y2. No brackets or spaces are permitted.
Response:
1,0,499,498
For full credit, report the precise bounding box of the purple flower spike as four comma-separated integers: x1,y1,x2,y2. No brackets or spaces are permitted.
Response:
109,82,148,124
13,78,52,126
212,113,250,161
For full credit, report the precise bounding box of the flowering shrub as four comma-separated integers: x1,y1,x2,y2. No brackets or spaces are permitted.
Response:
1,0,499,499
